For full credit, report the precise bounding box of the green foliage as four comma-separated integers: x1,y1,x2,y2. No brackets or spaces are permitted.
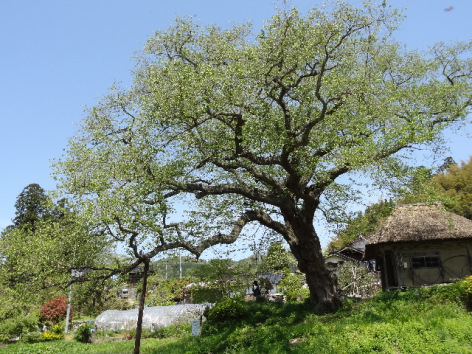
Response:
21,331,45,344
0,310,40,339
1,281,472,353
144,276,187,306
434,156,472,220
73,323,93,343
258,243,296,273
148,322,191,339
99,296,134,312
11,183,52,230
207,297,247,323
328,199,395,250
189,259,252,303
153,257,207,280
279,270,309,302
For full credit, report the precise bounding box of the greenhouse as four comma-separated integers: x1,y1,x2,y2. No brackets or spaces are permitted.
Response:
95,303,211,331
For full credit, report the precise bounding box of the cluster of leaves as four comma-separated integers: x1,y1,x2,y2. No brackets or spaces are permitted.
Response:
206,297,248,323
328,199,395,251
257,243,296,273
434,156,472,220
73,323,94,343
39,296,71,325
189,259,253,303
278,270,309,302
0,310,40,343
143,275,188,306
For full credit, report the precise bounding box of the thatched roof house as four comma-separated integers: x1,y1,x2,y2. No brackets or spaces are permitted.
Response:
363,204,472,290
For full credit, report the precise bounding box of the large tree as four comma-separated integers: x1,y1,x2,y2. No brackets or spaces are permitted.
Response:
55,2,472,313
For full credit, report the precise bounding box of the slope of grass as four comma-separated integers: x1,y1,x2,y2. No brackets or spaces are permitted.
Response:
2,283,472,353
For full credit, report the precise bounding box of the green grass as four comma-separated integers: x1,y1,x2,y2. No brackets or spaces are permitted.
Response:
2,283,472,353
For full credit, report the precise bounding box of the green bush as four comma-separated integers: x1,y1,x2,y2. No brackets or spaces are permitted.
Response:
0,334,10,344
279,270,309,302
207,297,247,323
99,297,134,312
21,331,44,343
0,310,40,339
73,323,93,343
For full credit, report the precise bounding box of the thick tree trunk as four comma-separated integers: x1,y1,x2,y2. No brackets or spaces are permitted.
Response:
283,213,342,314
134,259,149,354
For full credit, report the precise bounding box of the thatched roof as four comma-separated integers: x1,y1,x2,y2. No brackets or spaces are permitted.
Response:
363,204,472,259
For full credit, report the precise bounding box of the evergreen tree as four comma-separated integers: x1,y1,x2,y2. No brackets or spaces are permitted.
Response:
12,183,51,231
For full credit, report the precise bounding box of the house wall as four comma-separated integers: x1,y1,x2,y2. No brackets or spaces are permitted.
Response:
376,240,472,290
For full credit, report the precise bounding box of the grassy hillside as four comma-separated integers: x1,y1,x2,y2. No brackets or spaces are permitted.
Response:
1,282,471,353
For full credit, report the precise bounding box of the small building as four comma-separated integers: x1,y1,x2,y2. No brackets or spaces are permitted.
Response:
363,204,472,291
325,238,373,274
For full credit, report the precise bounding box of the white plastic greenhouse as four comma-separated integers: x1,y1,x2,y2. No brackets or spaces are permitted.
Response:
94,303,211,331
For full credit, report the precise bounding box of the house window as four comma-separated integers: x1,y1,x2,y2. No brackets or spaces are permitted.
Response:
411,256,440,269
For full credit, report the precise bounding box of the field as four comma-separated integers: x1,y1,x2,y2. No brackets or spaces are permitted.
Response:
1,283,472,354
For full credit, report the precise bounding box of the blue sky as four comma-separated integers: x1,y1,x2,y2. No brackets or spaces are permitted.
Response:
1,0,471,248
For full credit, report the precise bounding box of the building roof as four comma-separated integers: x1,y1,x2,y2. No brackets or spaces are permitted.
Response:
326,251,360,263
259,272,283,284
364,204,472,259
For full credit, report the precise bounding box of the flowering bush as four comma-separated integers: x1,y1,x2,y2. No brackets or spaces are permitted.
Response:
40,296,72,324
43,324,64,341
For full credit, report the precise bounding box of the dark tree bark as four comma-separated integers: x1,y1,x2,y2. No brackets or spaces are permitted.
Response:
134,259,149,354
284,216,342,313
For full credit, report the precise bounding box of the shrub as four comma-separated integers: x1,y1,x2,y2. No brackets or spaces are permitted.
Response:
40,296,71,324
73,323,93,343
99,297,134,312
21,331,44,343
207,297,247,323
0,310,40,339
43,324,64,341
279,270,309,302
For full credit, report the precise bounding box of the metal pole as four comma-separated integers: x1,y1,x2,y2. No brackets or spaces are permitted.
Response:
165,261,168,280
179,249,182,279
64,281,73,333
